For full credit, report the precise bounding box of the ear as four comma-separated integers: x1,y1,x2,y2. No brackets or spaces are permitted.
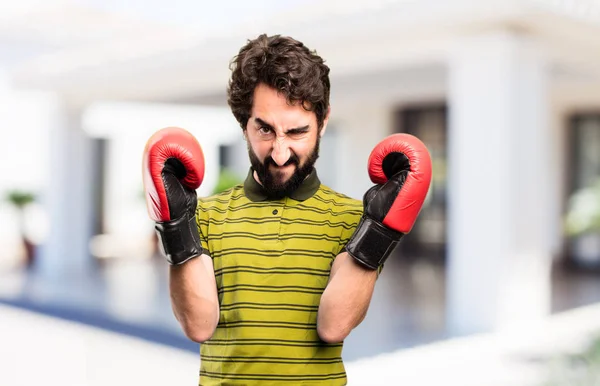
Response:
319,107,331,138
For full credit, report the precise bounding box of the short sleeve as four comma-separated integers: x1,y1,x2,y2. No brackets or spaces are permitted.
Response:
195,198,211,257
336,203,363,256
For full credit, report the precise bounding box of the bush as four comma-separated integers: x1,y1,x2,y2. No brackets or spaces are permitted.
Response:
541,335,600,386
565,178,600,236
212,168,242,195
5,190,36,208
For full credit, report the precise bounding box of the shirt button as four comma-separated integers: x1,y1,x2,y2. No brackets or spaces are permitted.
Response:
272,209,278,215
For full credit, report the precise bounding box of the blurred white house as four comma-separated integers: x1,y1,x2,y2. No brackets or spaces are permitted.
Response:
2,0,600,337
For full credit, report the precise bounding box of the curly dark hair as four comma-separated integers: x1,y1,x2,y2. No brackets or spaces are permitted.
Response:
227,34,330,131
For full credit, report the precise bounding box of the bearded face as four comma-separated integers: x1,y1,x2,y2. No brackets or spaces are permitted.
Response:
243,84,328,200
248,137,320,199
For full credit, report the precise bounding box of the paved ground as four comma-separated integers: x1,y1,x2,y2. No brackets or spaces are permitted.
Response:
1,304,198,386
4,301,600,386
3,256,600,385
348,302,600,386
0,257,450,362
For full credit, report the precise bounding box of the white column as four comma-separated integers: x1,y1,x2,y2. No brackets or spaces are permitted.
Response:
37,104,99,281
447,31,552,335
0,71,65,269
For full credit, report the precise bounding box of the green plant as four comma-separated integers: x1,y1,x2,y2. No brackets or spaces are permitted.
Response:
565,178,600,236
212,168,242,195
5,189,37,268
5,190,35,231
541,335,600,386
6,190,35,209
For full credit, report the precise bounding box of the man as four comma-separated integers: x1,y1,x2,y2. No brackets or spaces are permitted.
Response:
142,34,431,385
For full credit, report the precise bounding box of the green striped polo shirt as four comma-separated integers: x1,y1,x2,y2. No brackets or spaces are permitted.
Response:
195,168,363,385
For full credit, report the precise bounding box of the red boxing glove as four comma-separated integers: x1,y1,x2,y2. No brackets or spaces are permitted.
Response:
346,133,432,270
142,127,205,265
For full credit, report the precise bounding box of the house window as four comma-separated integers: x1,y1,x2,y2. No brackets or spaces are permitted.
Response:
394,105,447,261
566,114,600,268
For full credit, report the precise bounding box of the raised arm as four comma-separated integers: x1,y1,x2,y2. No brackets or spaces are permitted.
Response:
317,133,432,343
142,127,219,342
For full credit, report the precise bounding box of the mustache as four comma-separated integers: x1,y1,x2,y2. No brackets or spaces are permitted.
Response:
264,153,300,167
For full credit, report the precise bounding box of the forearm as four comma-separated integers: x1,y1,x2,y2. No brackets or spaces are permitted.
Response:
169,254,220,342
317,252,378,343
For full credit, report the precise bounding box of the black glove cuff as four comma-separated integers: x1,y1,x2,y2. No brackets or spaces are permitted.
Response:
346,216,403,270
155,213,203,265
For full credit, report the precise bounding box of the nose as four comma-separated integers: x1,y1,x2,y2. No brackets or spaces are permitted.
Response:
270,136,291,166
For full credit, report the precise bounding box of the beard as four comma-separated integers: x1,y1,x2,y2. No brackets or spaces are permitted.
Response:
248,138,320,200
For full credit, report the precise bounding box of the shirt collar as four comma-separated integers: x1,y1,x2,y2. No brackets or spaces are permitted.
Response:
243,167,321,202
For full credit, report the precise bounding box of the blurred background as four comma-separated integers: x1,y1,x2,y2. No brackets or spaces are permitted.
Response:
2,0,600,385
